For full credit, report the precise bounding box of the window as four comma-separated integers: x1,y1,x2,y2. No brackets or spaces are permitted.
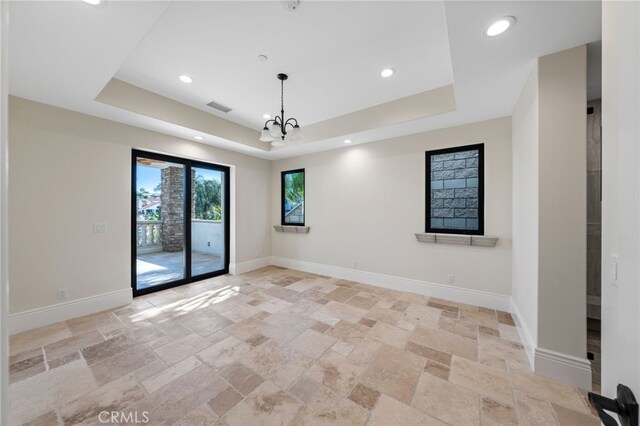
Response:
281,169,305,226
426,144,484,235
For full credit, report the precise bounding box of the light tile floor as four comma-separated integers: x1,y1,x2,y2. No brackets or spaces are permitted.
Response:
9,267,600,425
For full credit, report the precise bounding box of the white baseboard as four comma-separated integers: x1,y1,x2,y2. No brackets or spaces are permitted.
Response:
9,288,132,335
535,347,592,390
230,257,271,275
269,256,511,311
509,299,536,369
510,299,592,389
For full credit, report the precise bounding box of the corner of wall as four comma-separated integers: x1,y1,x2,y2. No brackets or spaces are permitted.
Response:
509,298,535,368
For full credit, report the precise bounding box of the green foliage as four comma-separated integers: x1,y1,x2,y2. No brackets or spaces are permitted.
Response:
145,212,161,221
138,175,223,222
285,172,304,206
194,175,222,220
136,188,150,201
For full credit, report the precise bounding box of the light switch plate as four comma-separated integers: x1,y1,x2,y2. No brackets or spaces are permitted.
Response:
94,223,107,233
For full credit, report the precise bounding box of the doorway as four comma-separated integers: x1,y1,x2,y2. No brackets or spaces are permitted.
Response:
586,99,601,390
132,150,230,296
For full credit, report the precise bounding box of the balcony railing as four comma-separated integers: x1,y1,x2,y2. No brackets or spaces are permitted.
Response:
137,221,162,254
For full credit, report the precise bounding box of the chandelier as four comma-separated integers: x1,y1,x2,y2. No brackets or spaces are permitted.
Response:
259,73,302,147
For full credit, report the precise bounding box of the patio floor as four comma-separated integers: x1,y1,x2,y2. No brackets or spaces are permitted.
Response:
136,251,224,290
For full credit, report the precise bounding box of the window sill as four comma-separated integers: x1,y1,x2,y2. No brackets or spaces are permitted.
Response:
274,225,310,233
414,233,498,247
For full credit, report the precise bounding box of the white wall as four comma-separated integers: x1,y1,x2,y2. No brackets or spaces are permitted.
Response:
8,97,271,316
601,0,640,399
191,220,223,256
511,62,539,353
537,45,587,359
0,1,9,423
511,45,590,388
271,117,513,301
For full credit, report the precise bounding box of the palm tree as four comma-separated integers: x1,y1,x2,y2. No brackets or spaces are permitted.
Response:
194,175,222,220
285,172,304,210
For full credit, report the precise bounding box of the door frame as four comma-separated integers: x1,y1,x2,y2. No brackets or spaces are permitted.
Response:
131,149,230,297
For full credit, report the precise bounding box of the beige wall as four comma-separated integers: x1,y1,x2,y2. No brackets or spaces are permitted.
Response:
511,45,588,372
0,1,9,422
511,62,539,348
8,97,271,314
601,0,640,399
271,117,513,297
537,45,587,358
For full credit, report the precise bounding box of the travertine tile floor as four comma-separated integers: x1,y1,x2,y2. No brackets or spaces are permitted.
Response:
10,266,600,425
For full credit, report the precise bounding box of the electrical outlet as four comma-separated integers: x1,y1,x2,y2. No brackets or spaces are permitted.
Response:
57,288,68,300
93,223,107,233
352,260,358,268
447,274,455,284
207,241,211,247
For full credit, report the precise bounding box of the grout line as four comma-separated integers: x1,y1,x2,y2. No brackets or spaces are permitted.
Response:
41,346,49,371
55,408,63,426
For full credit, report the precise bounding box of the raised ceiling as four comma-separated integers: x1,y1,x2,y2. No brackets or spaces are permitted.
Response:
116,1,454,129
8,1,601,160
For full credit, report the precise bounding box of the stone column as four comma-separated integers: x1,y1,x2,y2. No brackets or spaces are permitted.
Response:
160,166,184,252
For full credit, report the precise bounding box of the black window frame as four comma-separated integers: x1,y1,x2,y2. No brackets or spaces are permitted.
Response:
281,168,305,226
131,149,231,297
425,143,485,235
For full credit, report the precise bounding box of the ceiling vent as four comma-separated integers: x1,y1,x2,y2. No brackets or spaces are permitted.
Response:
206,100,232,113
281,0,301,12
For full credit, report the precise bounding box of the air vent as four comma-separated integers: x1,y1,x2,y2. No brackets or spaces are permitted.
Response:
206,100,232,113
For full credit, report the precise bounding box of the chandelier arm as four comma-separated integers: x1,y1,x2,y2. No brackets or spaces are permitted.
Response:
262,118,277,128
284,118,298,128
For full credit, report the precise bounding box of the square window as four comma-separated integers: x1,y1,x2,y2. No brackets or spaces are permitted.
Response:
426,144,484,235
281,169,305,226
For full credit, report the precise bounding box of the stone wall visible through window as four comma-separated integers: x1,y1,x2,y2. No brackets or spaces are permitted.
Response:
426,144,484,235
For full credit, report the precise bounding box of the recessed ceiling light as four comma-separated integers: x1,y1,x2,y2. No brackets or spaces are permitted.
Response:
82,0,102,5
263,113,272,119
486,16,516,37
194,135,204,141
344,139,352,144
380,68,395,78
258,55,268,62
179,75,193,84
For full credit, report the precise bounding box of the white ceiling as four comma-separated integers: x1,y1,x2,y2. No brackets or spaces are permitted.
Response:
116,1,454,129
8,1,602,161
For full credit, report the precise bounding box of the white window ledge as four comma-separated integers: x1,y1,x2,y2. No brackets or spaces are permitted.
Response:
274,225,310,233
414,233,498,247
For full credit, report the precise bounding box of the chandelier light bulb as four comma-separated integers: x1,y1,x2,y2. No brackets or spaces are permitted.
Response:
259,127,274,142
290,125,302,141
270,123,283,138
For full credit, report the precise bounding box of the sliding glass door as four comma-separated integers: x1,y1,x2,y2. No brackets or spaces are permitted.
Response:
132,150,229,296
191,167,227,277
